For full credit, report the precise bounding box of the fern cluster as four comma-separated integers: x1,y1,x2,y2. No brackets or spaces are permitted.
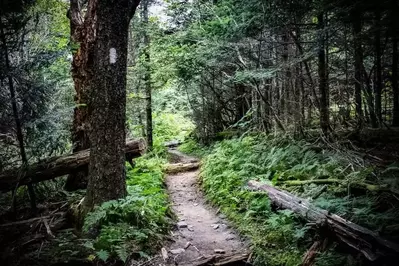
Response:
200,136,399,265
201,137,307,265
83,156,172,263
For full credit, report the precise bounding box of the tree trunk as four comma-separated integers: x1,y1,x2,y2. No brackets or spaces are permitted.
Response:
317,13,330,135
85,0,140,209
392,0,399,126
0,140,145,193
248,181,399,262
66,0,97,191
0,12,36,209
141,0,153,150
352,10,364,126
374,10,383,126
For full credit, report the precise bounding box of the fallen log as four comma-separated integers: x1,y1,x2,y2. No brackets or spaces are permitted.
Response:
0,139,146,193
247,180,399,262
164,162,200,174
281,179,341,186
281,179,399,196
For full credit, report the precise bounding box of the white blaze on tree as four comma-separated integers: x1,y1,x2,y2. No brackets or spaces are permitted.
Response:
109,48,117,64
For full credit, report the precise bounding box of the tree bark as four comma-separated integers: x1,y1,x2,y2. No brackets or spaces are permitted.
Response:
248,180,399,262
0,140,145,193
65,0,98,191
85,0,141,208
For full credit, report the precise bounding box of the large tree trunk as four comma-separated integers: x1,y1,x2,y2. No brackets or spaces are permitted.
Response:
85,0,140,209
317,12,330,135
247,181,399,262
65,0,98,191
0,140,145,193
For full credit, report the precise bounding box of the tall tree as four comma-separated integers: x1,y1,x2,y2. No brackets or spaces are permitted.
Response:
392,0,399,126
141,0,153,150
317,12,330,135
352,9,364,126
374,9,383,126
85,0,141,208
0,2,36,210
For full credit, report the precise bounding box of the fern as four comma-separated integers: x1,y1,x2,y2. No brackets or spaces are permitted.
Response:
83,156,172,263
200,135,399,265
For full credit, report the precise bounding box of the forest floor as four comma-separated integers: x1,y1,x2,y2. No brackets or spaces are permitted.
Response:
154,149,249,266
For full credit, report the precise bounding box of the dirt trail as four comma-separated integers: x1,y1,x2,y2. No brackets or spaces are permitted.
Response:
158,149,248,266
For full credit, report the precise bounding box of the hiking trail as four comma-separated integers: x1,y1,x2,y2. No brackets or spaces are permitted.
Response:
152,148,249,266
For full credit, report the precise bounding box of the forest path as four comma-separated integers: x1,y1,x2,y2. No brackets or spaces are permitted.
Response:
157,148,248,266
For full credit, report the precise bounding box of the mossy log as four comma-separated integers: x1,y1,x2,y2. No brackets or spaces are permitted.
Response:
0,139,146,193
164,162,200,174
248,180,399,262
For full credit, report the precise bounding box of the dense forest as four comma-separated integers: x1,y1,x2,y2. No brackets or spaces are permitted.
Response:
1,0,399,265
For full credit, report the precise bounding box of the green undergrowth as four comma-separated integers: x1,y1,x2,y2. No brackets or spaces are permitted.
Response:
82,155,172,263
178,138,212,158
200,136,399,265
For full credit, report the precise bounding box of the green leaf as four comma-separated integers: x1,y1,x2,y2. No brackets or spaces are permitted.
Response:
96,250,110,262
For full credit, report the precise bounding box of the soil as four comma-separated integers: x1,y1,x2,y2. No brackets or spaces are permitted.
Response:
153,149,248,266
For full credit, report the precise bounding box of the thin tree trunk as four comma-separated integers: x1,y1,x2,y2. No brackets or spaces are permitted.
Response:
141,0,153,150
0,12,36,210
352,10,364,126
375,10,383,126
85,0,140,208
392,0,399,126
317,13,329,135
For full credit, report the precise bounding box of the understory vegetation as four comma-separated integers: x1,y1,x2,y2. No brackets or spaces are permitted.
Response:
199,136,399,265
2,0,399,265
82,157,171,263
